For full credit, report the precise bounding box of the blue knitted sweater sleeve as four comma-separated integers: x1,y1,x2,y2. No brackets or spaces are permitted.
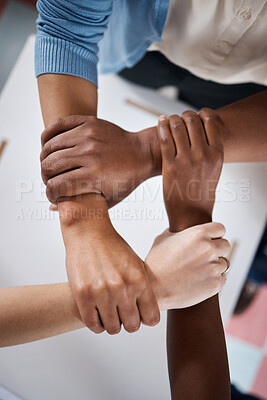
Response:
35,0,113,86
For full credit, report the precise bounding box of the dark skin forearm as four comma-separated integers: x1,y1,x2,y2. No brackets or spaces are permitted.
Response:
167,218,230,400
216,90,267,162
167,296,230,400
155,112,231,400
38,82,266,209
140,90,267,177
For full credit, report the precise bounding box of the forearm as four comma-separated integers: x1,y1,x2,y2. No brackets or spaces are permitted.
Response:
0,283,83,347
38,74,105,220
167,295,229,400
216,90,267,162
0,271,168,347
58,193,113,242
167,216,230,400
38,74,97,126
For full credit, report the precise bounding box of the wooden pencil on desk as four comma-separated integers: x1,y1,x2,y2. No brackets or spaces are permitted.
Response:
0,140,8,162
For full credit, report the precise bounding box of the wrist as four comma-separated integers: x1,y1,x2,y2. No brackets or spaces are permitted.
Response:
169,208,212,232
144,262,166,311
137,126,162,179
58,193,112,234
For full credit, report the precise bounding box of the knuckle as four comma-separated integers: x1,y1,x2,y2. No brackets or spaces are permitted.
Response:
193,227,206,241
107,326,121,335
214,222,226,237
41,130,47,145
86,115,98,125
169,115,181,128
200,108,221,124
41,158,53,175
124,323,140,333
210,261,221,278
41,129,50,146
182,111,197,122
46,179,54,194
85,141,98,155
46,179,58,195
146,312,160,327
159,134,170,145
45,188,55,204
74,283,89,300
67,115,79,126
53,117,64,126
42,141,52,157
74,282,97,302
109,277,125,293
51,178,68,198
130,269,145,287
84,319,103,334
84,120,98,136
211,240,219,254
199,107,211,116
194,149,207,163
204,241,216,260
91,281,107,298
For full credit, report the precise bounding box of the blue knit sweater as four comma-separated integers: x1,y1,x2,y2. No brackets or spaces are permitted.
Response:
35,0,169,87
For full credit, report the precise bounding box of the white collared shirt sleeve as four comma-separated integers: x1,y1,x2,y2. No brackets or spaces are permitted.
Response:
149,0,267,85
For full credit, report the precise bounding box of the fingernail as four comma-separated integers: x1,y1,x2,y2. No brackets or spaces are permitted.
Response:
158,115,167,122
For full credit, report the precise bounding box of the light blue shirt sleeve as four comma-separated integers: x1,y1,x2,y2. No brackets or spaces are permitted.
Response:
35,0,113,87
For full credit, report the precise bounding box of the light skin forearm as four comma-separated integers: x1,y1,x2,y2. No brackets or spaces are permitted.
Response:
0,283,83,347
0,270,170,347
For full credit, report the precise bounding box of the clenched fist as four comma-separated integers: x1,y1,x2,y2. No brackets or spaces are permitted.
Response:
40,116,157,207
157,109,224,231
145,223,230,309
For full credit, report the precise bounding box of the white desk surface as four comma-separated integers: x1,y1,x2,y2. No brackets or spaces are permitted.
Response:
0,36,266,400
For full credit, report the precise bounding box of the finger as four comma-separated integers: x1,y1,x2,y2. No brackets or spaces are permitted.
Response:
181,111,208,149
169,114,190,153
117,299,141,333
218,257,230,275
79,302,104,334
213,238,231,257
40,128,80,161
41,115,87,147
199,222,226,238
137,287,160,327
157,116,176,163
97,303,121,335
46,168,97,204
41,148,83,184
199,108,223,151
211,258,230,276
